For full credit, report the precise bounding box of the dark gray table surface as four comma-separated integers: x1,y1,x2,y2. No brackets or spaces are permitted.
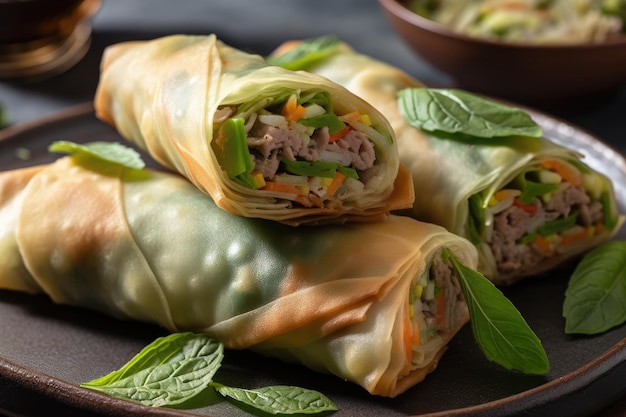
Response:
0,1,624,416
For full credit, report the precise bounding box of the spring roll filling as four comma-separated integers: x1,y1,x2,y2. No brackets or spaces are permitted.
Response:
468,158,618,275
408,252,463,366
212,90,389,208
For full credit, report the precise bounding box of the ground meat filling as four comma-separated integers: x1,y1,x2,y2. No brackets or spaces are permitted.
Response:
248,123,376,180
215,102,379,209
427,256,462,332
410,255,464,352
491,183,603,274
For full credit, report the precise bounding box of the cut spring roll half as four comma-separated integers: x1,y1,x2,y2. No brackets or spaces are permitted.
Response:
0,151,475,397
269,38,624,284
463,152,622,283
94,34,414,226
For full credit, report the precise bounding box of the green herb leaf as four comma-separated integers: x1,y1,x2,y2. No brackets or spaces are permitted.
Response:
49,140,145,170
213,383,338,415
81,333,224,407
267,36,341,71
443,249,550,374
563,241,626,334
397,88,543,139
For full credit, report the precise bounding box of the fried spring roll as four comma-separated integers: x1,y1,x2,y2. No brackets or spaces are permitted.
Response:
94,34,414,226
269,38,624,284
0,154,476,397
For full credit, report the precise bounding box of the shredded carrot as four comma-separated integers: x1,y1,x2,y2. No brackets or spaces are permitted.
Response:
412,326,421,345
435,291,446,325
326,171,346,196
339,111,361,124
540,159,582,186
560,227,593,247
329,125,351,143
281,94,306,122
262,181,299,195
403,311,415,360
532,234,553,255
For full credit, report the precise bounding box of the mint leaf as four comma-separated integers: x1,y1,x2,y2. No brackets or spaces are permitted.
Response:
443,249,550,374
49,140,145,170
213,384,338,415
397,88,543,139
81,333,224,407
82,333,338,415
563,241,626,334
267,36,341,71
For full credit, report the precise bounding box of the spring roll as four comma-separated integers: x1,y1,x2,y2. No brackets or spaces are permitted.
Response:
93,34,414,226
269,38,624,284
0,153,476,397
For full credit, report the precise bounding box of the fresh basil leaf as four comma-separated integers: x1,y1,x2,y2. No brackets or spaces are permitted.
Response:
443,249,550,374
397,88,543,139
267,36,341,71
213,383,338,415
563,241,626,335
49,140,145,170
81,333,224,407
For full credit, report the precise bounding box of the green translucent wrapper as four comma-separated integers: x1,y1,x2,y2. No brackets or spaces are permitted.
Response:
272,40,624,284
0,156,476,397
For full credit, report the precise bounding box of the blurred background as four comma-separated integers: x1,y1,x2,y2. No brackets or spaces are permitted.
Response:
0,0,624,155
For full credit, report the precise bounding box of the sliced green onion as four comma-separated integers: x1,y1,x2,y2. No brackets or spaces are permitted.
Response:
299,113,346,134
536,212,578,237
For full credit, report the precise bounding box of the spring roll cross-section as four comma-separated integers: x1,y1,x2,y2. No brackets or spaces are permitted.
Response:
269,38,624,284
94,34,414,226
0,154,476,397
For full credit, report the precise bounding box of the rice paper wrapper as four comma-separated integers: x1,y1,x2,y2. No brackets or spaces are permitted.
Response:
0,157,476,397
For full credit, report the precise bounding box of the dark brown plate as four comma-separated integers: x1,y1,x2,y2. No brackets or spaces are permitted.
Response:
0,103,625,417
